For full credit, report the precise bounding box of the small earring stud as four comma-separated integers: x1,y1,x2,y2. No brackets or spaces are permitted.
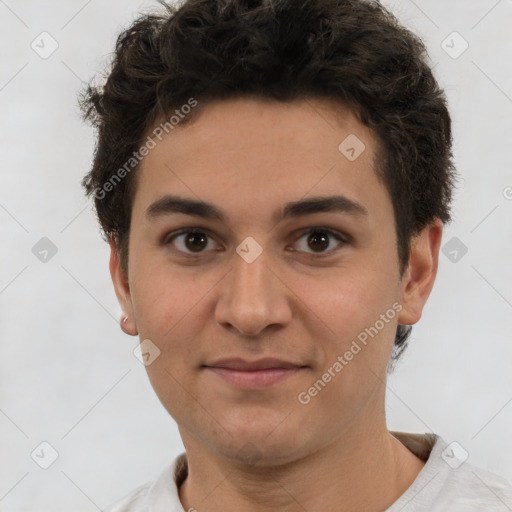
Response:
122,316,128,324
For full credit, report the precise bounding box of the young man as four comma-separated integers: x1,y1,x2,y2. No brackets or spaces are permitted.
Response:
81,0,512,510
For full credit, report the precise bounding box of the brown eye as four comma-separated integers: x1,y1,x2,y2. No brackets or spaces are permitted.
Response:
293,228,347,256
307,231,330,252
165,229,216,254
183,232,208,252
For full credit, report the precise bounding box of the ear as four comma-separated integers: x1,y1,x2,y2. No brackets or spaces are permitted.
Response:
109,239,138,336
397,218,443,326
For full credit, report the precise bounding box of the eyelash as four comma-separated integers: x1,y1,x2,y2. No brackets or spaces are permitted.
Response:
163,226,349,258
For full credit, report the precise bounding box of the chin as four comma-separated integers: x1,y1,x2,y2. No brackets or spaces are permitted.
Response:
210,422,310,466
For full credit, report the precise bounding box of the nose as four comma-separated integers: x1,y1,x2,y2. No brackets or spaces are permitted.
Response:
214,247,292,337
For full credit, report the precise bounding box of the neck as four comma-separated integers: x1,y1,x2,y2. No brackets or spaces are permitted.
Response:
178,421,425,512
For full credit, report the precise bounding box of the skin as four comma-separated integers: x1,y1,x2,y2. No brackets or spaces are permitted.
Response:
110,97,442,511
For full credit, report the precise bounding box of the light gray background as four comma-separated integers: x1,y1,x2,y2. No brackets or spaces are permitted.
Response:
1,0,511,510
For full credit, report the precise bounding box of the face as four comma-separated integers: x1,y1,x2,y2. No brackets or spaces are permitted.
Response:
111,97,441,465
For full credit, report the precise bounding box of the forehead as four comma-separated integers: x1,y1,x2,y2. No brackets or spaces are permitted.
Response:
132,97,390,229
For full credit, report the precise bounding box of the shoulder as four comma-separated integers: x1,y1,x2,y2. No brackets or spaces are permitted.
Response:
103,453,188,512
389,432,512,511
431,460,512,510
103,482,152,512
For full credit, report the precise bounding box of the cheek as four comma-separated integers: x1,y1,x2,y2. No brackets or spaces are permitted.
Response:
301,281,398,421
299,268,400,394
298,267,396,337
130,258,208,330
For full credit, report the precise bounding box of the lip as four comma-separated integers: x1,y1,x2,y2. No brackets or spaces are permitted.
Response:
204,357,304,370
203,358,307,390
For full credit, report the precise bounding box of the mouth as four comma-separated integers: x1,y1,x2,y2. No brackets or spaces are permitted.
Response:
202,358,308,390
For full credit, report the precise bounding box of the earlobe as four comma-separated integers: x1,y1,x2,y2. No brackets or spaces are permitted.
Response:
397,219,443,326
109,239,138,336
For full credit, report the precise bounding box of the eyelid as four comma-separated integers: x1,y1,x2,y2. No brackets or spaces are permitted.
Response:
294,226,349,242
162,227,214,245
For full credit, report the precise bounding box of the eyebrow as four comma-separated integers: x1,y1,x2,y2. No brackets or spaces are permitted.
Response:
145,194,368,223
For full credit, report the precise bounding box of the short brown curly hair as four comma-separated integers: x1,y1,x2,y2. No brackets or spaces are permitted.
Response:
80,0,457,366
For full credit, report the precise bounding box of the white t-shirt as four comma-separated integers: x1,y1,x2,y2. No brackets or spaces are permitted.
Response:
105,431,512,511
